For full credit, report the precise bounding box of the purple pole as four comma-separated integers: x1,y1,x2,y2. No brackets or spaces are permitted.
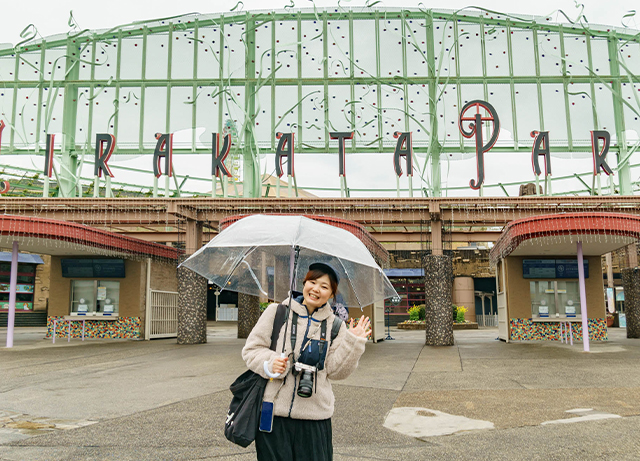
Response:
5,241,19,348
576,241,590,352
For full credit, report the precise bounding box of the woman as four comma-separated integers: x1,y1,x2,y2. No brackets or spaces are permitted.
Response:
242,262,371,461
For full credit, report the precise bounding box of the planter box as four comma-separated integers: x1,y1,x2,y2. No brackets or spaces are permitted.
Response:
397,322,425,330
453,322,478,330
397,321,479,330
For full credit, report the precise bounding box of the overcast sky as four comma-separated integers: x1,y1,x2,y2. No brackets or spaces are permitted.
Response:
1,1,638,197
1,0,638,46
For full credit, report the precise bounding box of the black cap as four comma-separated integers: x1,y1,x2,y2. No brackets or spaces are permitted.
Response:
309,262,340,285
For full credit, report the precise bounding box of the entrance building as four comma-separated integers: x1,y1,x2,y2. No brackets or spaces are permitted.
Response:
490,213,640,350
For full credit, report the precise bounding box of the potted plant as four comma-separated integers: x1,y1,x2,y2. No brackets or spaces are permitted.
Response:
606,312,614,327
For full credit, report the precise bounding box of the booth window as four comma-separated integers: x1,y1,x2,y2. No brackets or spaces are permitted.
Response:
0,263,36,311
530,281,581,318
70,280,120,316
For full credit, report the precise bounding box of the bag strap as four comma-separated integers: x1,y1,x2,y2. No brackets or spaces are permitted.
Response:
330,316,343,342
269,303,287,351
290,311,299,354
317,319,328,369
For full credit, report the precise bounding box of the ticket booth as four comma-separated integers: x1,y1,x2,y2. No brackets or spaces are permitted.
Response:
490,212,640,352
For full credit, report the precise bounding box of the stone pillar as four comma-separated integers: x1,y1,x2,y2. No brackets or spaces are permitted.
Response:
424,254,454,346
621,268,640,339
177,255,208,344
237,293,261,339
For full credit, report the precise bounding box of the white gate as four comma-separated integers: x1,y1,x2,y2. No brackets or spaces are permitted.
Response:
216,304,238,321
147,290,179,339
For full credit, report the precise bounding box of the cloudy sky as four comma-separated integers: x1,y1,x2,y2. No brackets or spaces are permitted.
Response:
1,0,638,197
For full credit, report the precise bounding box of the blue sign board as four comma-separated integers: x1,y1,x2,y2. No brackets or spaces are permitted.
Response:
522,260,556,278
555,259,588,279
523,259,588,279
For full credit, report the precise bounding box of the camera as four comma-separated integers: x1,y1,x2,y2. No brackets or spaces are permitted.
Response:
294,362,317,398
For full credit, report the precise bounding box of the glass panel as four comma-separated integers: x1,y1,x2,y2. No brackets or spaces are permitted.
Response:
353,83,377,147
379,19,404,78
327,20,349,77
511,29,535,76
406,18,429,78
556,281,580,317
171,30,195,80
71,280,96,315
120,36,143,80
537,32,562,76
77,42,94,81
485,27,510,77
222,22,246,79
301,19,324,79
93,41,117,81
18,51,41,82
96,280,120,315
530,281,556,317
457,24,482,77
116,88,141,149
300,85,324,148
145,33,169,79
567,83,594,145
197,25,221,80
351,18,376,78
563,34,589,76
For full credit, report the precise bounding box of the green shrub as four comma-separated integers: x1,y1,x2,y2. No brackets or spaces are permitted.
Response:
452,305,458,321
259,302,270,313
456,306,467,323
407,305,426,321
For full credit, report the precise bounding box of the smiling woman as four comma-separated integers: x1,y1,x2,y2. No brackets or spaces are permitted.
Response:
242,261,371,461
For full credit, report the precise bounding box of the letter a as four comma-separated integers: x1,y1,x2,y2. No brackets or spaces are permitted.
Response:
153,133,173,178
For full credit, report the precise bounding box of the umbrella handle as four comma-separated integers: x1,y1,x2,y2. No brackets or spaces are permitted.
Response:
263,353,286,379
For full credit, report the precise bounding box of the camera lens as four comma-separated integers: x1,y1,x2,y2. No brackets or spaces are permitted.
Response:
297,370,314,398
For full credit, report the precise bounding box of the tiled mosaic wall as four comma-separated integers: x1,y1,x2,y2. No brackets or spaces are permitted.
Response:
509,318,608,341
46,316,141,339
423,254,454,346
621,268,640,339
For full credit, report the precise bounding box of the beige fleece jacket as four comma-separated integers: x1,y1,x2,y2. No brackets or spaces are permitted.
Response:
242,297,367,420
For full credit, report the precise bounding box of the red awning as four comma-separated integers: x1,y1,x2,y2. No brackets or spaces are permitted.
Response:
489,212,640,265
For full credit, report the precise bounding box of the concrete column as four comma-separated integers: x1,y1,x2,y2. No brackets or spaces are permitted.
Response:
621,268,640,339
452,276,475,322
424,254,454,346
177,255,208,344
185,219,204,255
237,293,261,339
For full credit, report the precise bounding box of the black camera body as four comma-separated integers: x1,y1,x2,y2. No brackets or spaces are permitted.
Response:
294,362,317,398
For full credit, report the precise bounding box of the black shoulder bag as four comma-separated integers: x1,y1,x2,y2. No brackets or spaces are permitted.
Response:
224,303,287,448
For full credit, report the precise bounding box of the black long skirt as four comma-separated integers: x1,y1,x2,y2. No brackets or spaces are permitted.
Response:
255,416,332,461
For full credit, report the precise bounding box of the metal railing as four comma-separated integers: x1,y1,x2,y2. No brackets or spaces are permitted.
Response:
477,314,498,327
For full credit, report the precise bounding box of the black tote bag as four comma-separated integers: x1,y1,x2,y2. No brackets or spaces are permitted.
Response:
224,303,287,447
224,369,268,447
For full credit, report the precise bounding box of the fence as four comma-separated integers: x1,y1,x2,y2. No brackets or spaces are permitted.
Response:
148,290,179,339
477,314,498,327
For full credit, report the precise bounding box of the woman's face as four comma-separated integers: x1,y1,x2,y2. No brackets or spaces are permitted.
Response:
302,273,333,311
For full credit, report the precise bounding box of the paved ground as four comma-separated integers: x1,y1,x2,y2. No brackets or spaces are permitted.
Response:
1,323,640,460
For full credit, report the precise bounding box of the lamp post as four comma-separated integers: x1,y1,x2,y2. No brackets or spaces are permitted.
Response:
385,296,402,340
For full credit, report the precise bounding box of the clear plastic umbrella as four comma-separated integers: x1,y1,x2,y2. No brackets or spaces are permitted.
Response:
180,214,398,308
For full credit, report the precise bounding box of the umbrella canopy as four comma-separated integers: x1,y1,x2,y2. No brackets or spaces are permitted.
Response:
180,214,398,308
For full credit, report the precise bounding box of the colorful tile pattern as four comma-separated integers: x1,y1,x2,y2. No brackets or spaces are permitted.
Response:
46,316,141,339
510,318,607,341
